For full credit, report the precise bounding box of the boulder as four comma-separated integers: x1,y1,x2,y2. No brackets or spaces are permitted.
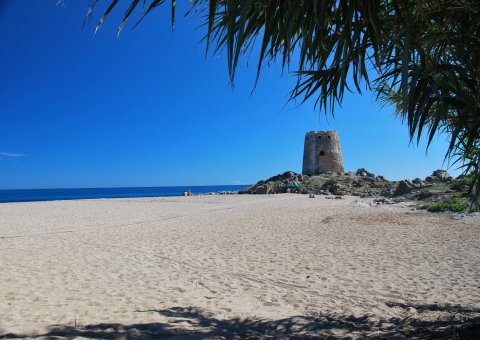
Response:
432,170,452,182
425,176,435,183
254,185,267,194
393,180,414,196
254,184,272,194
381,185,395,197
415,191,434,200
411,178,426,188
356,168,375,177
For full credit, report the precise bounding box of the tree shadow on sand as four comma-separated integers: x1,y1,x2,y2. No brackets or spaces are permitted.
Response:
4,303,480,339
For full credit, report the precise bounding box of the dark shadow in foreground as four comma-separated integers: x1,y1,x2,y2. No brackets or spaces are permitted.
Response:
3,303,480,339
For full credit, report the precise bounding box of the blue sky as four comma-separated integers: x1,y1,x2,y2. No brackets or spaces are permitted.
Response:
0,1,456,189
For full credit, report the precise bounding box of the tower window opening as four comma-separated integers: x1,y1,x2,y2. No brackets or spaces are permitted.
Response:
320,151,325,156
318,136,321,139
328,135,331,139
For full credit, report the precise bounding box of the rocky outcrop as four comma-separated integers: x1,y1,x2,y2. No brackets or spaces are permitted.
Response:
241,169,465,199
239,169,474,211
240,169,392,197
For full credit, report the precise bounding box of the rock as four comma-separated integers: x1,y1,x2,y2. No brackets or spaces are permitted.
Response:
432,170,452,182
374,197,394,204
333,190,347,196
254,185,267,194
254,184,273,194
356,168,375,177
425,176,435,183
412,178,424,187
425,170,452,183
363,177,377,184
325,196,344,200
393,180,414,196
415,191,434,200
381,186,395,197
212,191,238,195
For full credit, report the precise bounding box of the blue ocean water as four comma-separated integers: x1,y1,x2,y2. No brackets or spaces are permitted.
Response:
0,185,250,203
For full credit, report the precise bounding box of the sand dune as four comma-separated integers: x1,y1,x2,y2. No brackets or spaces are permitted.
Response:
1,194,479,338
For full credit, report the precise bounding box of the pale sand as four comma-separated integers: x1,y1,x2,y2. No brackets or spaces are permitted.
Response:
1,194,480,338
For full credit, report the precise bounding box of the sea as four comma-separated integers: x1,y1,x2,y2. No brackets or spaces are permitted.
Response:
0,185,250,203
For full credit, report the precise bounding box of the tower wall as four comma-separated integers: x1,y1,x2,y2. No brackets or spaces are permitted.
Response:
302,130,344,175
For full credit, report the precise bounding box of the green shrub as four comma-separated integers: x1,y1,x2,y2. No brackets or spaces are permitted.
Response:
323,179,339,192
451,175,474,191
457,175,474,186
424,195,469,212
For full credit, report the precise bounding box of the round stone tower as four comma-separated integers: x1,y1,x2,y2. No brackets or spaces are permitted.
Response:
302,130,344,175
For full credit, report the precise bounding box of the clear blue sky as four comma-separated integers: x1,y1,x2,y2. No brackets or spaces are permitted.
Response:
0,1,457,189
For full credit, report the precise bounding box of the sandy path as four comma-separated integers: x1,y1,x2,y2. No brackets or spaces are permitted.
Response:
1,194,479,338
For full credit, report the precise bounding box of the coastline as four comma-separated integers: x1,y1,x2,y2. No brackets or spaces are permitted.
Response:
1,194,479,337
0,185,249,204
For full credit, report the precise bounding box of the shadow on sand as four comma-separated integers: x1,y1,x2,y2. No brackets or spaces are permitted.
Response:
3,303,480,339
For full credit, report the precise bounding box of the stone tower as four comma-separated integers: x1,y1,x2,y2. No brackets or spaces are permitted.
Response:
302,130,344,175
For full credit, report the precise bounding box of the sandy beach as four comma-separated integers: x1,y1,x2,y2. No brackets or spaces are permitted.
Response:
1,194,480,338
